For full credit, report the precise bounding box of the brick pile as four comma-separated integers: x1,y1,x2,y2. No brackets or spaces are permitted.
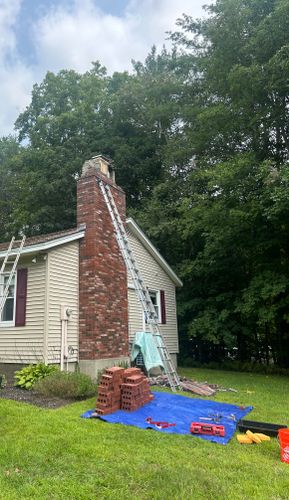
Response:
95,366,154,415
96,366,124,416
121,369,153,411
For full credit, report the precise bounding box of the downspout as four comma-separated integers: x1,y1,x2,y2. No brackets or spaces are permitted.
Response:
60,306,72,371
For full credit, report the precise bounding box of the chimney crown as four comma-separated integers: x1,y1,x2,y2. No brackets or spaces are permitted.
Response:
82,155,115,183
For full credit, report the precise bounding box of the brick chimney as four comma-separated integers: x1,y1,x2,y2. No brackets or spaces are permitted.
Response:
77,155,129,376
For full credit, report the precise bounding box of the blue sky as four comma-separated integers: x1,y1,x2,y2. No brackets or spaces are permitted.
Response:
0,0,209,137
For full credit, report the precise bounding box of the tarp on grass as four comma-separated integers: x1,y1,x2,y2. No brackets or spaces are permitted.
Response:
81,391,252,445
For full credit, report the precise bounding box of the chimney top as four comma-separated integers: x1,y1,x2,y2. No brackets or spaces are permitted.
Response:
82,154,115,183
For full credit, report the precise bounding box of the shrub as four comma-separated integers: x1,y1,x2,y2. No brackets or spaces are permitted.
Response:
0,373,6,389
34,371,98,399
14,363,58,390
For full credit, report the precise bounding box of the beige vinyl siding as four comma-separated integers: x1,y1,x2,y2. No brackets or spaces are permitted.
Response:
46,241,79,364
0,258,46,363
128,287,143,339
127,229,179,354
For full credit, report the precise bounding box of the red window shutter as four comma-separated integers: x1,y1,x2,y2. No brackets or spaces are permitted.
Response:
15,268,28,327
160,290,166,324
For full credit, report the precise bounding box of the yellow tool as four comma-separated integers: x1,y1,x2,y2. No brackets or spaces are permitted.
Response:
236,430,271,444
237,434,254,444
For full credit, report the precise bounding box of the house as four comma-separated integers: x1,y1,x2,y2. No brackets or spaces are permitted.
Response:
0,155,182,378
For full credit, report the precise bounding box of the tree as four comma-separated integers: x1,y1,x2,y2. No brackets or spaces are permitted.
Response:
0,137,23,241
171,0,289,164
8,49,189,236
138,0,289,366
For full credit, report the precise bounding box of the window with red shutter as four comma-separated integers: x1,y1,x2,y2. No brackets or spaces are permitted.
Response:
145,289,166,325
0,273,16,324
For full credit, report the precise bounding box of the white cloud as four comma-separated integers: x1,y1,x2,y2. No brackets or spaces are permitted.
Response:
0,0,35,136
34,0,208,73
0,64,34,134
0,0,21,56
0,0,210,136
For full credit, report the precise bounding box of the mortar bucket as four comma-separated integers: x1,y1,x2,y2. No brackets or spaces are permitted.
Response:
278,429,289,463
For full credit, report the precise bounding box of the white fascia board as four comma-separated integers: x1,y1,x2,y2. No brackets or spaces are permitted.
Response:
126,217,183,287
0,231,85,259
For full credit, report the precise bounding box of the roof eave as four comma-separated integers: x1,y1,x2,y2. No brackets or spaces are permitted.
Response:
0,229,86,259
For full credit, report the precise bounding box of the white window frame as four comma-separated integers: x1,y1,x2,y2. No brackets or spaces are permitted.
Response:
143,289,161,328
0,272,17,327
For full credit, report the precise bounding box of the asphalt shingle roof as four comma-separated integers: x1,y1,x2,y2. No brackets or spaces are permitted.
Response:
0,226,84,252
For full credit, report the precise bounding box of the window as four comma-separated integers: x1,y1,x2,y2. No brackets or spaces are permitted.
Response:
149,290,160,322
0,273,16,324
0,268,28,327
146,289,166,325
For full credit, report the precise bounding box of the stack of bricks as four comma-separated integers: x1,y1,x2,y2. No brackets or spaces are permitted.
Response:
121,368,153,412
95,366,153,415
96,366,124,416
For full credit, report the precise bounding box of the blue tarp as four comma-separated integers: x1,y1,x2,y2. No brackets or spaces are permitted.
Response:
81,391,252,445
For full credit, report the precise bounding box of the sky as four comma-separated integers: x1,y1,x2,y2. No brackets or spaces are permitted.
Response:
0,0,209,137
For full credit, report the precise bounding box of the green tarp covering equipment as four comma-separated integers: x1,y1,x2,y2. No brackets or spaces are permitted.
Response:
131,331,164,372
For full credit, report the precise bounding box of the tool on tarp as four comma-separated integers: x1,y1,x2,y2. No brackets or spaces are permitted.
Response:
146,417,176,429
199,412,223,423
199,412,237,424
190,422,225,437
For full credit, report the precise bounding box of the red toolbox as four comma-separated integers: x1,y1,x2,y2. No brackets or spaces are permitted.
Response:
190,422,225,437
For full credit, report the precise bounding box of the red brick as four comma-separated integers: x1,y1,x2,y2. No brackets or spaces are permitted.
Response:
125,375,145,385
96,395,112,405
121,403,139,412
124,368,142,378
98,383,113,393
105,367,125,379
96,405,120,416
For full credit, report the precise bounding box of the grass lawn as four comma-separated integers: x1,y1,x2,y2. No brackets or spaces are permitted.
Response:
1,368,289,499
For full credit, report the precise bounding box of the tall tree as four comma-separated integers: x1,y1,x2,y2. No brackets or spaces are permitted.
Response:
0,137,22,241
138,0,289,366
171,0,289,164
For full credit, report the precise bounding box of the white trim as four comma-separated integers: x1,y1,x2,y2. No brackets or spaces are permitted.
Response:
126,218,183,287
43,252,50,363
0,230,85,259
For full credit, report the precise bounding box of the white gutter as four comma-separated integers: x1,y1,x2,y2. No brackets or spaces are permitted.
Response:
0,230,85,259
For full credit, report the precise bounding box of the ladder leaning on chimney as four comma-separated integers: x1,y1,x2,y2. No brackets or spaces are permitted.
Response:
0,235,26,318
97,178,181,392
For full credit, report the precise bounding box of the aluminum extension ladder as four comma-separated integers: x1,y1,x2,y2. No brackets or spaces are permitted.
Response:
0,235,26,317
97,178,181,391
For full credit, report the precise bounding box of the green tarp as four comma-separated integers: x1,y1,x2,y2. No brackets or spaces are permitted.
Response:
130,331,164,372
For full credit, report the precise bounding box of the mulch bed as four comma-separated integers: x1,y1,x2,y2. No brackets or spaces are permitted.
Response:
0,381,76,409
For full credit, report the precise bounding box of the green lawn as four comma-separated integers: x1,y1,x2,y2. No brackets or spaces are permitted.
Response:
1,368,289,499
